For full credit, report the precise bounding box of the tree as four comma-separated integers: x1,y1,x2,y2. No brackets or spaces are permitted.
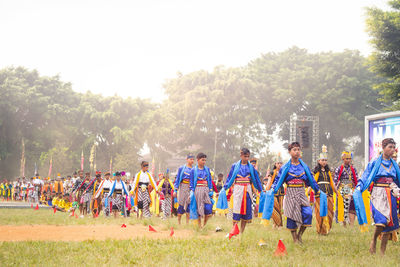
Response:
366,0,400,109
162,66,269,173
246,47,382,166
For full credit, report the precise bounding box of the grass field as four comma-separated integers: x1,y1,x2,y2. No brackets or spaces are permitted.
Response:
0,209,399,266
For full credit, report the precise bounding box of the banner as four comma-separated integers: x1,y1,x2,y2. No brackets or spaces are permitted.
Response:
365,111,400,164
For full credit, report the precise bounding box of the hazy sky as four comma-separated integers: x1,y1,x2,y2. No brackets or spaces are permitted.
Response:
0,0,388,102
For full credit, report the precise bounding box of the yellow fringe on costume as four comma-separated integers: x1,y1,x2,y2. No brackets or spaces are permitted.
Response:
362,190,371,225
213,194,217,212
216,208,228,215
150,190,160,215
337,193,344,222
333,192,336,213
323,217,330,231
229,195,234,209
261,219,270,226
359,224,369,233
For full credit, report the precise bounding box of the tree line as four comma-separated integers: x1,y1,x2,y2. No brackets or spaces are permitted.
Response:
2,0,400,178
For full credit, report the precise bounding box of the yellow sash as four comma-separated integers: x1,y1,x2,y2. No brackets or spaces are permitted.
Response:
134,171,157,207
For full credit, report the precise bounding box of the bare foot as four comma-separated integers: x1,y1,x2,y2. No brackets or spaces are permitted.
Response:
297,234,303,244
369,241,376,254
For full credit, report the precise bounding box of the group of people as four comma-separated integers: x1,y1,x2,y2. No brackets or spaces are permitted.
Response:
256,138,399,255
1,138,399,255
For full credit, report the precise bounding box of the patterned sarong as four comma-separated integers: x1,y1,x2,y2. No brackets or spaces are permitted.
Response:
232,184,253,215
283,186,310,226
272,195,284,227
194,186,211,217
138,189,151,217
101,192,110,216
162,195,172,219
178,183,190,210
111,194,124,212
315,196,334,234
371,182,400,239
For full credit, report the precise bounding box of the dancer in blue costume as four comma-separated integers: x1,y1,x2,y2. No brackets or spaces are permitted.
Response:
355,138,400,255
174,154,194,224
189,152,213,228
270,142,321,243
223,148,262,233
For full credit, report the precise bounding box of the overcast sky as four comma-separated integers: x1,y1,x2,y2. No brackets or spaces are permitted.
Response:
0,0,388,102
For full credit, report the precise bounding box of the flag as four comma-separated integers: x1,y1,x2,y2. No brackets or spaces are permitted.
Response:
81,150,84,171
93,145,97,172
274,240,287,256
149,225,157,232
170,227,174,237
48,156,53,178
89,144,96,173
229,223,240,240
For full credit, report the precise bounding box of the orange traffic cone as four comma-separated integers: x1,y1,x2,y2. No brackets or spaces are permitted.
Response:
53,207,57,214
229,223,240,240
170,227,174,237
274,239,287,256
149,225,157,232
35,204,39,210
121,224,127,228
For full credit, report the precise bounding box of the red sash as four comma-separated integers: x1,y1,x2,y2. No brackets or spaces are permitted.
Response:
338,165,357,186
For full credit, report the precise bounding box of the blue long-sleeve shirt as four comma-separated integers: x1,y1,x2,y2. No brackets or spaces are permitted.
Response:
174,165,192,189
272,162,319,192
357,158,399,189
189,167,212,191
224,163,262,191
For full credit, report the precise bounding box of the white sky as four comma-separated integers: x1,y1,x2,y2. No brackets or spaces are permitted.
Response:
0,0,388,102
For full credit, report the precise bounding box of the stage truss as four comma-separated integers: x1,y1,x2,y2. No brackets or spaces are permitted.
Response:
289,114,319,167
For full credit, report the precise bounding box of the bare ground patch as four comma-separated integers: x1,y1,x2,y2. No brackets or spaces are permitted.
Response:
0,224,202,241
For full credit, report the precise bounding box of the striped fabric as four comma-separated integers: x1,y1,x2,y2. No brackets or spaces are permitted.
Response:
283,187,310,225
196,180,208,187
138,189,151,217
194,186,212,217
162,196,172,219
178,183,190,210
235,175,251,184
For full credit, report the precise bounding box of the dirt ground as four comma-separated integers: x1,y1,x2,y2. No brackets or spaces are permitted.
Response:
0,224,198,241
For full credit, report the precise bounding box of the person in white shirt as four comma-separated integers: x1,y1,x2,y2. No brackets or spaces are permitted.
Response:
131,161,157,218
107,171,129,218
93,172,113,217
